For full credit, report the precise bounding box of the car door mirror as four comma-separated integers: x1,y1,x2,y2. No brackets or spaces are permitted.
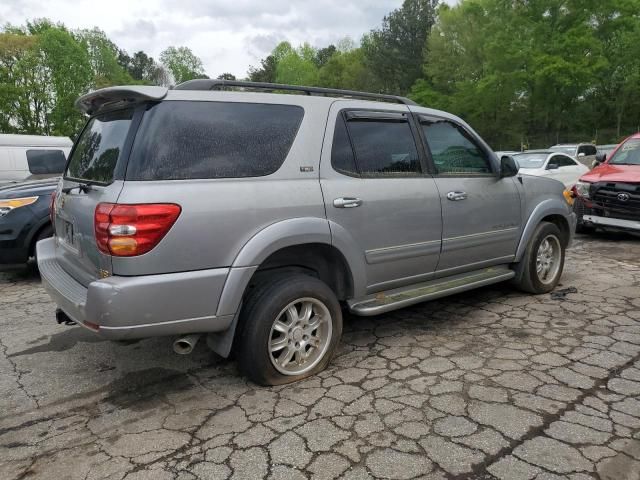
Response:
546,163,559,170
595,151,607,164
577,152,585,157
500,155,519,178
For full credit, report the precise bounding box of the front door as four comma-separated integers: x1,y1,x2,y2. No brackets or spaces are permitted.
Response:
320,103,443,294
417,115,521,273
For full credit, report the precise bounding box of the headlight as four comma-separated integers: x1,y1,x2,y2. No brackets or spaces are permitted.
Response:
0,196,39,217
574,181,591,199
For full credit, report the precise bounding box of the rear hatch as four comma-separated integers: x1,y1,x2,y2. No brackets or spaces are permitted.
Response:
54,108,136,286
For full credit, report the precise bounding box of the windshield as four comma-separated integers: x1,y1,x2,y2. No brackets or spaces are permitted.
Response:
65,109,134,184
608,139,640,165
513,153,547,169
549,146,576,156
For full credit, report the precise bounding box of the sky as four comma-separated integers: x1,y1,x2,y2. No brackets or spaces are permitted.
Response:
0,0,457,78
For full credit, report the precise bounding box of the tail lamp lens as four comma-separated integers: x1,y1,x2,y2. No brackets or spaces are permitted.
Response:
94,203,181,257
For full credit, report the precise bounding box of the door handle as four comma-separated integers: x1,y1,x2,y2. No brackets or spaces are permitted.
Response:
333,197,363,208
446,191,467,201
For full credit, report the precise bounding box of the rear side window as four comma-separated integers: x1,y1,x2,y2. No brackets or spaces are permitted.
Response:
331,111,421,177
26,149,66,174
66,109,134,183
127,101,304,180
421,117,492,175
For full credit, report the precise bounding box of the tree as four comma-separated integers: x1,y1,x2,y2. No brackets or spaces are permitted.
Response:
0,22,91,136
362,0,439,94
76,28,133,88
275,43,319,86
248,54,277,83
217,73,236,80
159,46,206,84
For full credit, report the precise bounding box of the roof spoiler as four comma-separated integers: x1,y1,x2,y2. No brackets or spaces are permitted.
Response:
75,86,168,115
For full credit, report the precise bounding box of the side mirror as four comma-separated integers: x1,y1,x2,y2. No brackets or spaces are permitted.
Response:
577,152,586,157
500,155,519,178
546,163,559,170
595,151,607,163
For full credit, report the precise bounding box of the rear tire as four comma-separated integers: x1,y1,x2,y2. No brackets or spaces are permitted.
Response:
236,274,342,386
513,222,566,294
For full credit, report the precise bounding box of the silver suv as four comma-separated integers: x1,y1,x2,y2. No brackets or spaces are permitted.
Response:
38,80,576,385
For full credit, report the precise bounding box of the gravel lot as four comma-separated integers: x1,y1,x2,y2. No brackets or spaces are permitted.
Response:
1,233,639,480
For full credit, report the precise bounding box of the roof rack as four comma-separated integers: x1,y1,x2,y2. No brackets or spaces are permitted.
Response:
174,79,417,106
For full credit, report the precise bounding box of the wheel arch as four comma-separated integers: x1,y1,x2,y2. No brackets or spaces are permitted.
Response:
515,199,573,262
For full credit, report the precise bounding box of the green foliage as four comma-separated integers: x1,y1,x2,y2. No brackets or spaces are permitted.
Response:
160,46,206,84
412,0,640,148
275,42,320,86
362,0,439,94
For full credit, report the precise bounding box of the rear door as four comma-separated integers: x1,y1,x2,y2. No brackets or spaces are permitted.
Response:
54,108,137,286
417,114,521,273
320,103,442,293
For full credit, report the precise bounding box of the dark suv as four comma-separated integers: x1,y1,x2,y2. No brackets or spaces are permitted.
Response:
0,178,56,264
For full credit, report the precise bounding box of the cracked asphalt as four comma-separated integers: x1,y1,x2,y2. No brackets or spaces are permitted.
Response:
0,232,639,480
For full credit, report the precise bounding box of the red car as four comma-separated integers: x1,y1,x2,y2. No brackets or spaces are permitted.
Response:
573,133,640,233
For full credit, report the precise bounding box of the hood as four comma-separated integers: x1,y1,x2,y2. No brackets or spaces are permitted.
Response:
0,177,59,198
580,163,640,184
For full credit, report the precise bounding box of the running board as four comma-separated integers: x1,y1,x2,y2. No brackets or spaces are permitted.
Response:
348,266,515,316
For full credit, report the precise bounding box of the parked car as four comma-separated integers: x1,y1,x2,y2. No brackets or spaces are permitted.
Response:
513,150,589,187
0,178,57,264
38,81,576,385
573,133,640,233
549,143,597,168
0,134,72,186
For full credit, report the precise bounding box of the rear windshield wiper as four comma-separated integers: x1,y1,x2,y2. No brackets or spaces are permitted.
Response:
61,183,93,194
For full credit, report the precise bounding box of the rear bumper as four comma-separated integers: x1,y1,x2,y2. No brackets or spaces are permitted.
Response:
37,238,234,340
583,215,640,232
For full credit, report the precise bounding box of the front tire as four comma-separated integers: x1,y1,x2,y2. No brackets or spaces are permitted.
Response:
513,222,566,294
236,274,343,386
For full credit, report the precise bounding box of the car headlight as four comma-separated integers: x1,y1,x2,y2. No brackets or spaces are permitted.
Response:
574,181,591,199
0,196,39,217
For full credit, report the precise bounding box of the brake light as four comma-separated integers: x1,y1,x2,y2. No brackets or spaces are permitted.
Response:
94,203,181,257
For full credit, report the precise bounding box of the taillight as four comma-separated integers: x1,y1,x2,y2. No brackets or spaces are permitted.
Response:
94,203,181,257
49,191,57,227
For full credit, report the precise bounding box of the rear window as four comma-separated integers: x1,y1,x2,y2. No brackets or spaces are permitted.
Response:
65,109,134,183
126,101,304,180
26,149,66,174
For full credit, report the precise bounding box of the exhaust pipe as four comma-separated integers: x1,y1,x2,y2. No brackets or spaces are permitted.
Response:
173,334,202,355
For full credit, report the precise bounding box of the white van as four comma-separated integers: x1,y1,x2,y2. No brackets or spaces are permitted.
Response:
0,134,72,185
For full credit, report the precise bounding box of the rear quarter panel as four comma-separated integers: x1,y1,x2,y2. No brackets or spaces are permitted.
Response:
112,98,332,276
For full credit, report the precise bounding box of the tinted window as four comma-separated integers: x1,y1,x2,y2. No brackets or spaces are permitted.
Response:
127,101,304,180
421,118,492,175
26,150,66,174
553,155,576,167
66,109,134,183
346,117,420,176
331,115,358,175
578,145,597,156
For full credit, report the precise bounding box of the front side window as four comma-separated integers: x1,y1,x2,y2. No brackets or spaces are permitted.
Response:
66,109,134,183
421,117,492,175
552,155,577,167
608,138,640,166
127,101,304,180
345,115,421,176
26,149,66,175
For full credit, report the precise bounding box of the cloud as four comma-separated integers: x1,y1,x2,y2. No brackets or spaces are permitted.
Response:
0,0,457,78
